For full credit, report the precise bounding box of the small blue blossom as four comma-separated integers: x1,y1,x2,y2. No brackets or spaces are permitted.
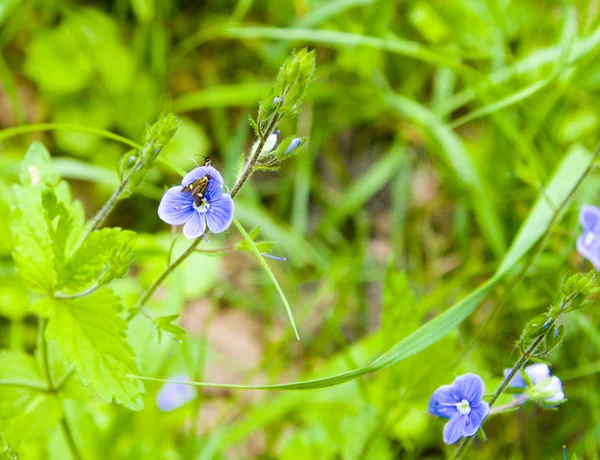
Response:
577,205,600,269
428,374,490,445
272,96,281,105
504,363,565,405
158,165,234,239
156,374,196,411
284,138,302,155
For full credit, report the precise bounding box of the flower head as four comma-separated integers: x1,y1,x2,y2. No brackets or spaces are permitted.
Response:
158,165,234,239
577,205,600,269
156,374,196,411
504,363,565,405
428,374,490,445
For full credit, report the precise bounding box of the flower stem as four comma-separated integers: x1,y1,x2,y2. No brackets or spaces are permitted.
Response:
131,112,283,318
452,323,554,460
489,395,528,415
37,320,83,460
60,416,82,460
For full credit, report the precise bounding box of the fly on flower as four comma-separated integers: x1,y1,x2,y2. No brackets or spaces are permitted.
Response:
158,160,234,239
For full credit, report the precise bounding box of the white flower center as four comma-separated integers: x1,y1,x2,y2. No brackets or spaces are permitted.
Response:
456,399,471,415
194,199,210,214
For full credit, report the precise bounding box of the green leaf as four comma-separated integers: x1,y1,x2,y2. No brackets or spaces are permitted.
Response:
0,351,61,448
11,185,57,295
39,288,144,410
19,142,60,187
131,145,594,391
62,228,135,292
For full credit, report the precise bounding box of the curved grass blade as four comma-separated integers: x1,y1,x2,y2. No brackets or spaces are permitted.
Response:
232,218,300,340
130,144,594,390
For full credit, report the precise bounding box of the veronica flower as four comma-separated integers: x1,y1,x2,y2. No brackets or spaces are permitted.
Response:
504,363,565,404
158,165,234,239
428,374,490,445
156,373,196,411
577,205,600,269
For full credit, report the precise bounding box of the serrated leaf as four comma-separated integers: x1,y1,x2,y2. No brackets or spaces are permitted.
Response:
19,142,59,187
41,288,144,410
0,351,61,449
61,228,135,292
42,188,74,281
11,185,57,295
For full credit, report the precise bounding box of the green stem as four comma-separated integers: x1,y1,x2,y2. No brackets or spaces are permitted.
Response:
453,316,558,459
131,112,282,318
60,416,82,460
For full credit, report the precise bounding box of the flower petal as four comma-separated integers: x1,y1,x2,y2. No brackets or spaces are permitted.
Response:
428,384,459,419
463,401,489,437
454,374,485,405
158,186,195,225
443,415,468,445
206,193,234,233
525,363,551,384
504,368,527,388
580,204,600,232
183,211,206,239
156,374,196,412
577,232,600,269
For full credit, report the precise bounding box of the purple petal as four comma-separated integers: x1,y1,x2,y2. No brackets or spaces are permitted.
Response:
504,368,527,389
525,363,551,384
205,193,234,234
156,374,196,411
577,232,600,269
183,212,206,239
463,401,489,437
158,186,195,225
428,384,459,419
443,415,468,445
580,205,600,232
453,374,485,405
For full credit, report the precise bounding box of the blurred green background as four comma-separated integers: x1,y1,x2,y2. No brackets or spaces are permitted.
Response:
1,0,600,458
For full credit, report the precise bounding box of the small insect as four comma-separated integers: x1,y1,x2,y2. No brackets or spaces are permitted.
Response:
181,156,217,206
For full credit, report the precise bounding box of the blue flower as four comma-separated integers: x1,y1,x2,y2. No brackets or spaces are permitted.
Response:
504,363,565,404
577,205,600,269
284,138,302,155
428,374,490,445
158,165,234,239
156,374,196,411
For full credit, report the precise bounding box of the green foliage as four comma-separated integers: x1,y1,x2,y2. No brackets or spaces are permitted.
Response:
62,228,135,292
118,112,180,198
0,351,61,449
36,289,144,410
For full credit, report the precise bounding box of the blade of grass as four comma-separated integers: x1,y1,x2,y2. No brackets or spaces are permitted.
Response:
232,218,300,340
129,143,594,391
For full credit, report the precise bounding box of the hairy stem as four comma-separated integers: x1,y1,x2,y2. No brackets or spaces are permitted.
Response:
131,112,282,317
489,395,529,415
453,318,557,459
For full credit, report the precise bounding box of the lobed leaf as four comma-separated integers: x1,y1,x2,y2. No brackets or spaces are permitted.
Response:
39,288,144,410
